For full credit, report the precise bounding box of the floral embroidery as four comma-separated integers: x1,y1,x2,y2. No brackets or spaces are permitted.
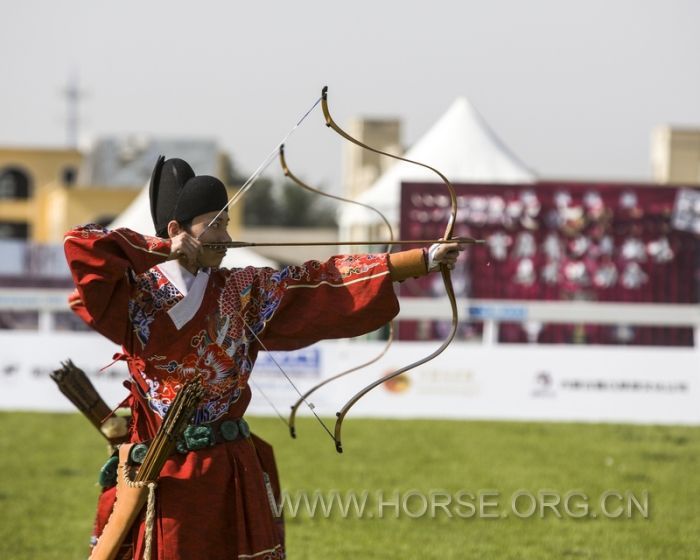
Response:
131,255,387,422
151,327,245,422
128,269,182,347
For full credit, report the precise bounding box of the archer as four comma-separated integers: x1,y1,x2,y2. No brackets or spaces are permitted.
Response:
64,155,463,559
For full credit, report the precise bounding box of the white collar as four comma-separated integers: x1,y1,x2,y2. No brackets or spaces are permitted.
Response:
156,261,211,330
157,259,198,295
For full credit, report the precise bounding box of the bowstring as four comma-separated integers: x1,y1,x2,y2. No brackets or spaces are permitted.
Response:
236,307,336,442
199,93,334,439
198,95,322,237
248,378,288,427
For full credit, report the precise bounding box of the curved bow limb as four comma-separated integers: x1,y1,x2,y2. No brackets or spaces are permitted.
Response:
334,269,458,453
321,86,456,237
321,86,459,453
279,144,395,247
279,143,396,438
287,322,393,438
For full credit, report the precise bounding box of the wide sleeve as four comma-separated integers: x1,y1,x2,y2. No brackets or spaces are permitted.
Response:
253,253,399,351
63,224,171,345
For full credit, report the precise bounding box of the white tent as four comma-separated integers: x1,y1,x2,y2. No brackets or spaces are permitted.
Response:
110,184,277,268
338,97,536,235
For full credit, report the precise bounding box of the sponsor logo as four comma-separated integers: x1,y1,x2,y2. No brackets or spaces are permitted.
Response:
531,371,689,397
383,373,411,393
532,371,556,397
255,348,320,377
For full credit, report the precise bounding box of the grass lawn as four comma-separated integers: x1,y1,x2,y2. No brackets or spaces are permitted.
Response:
0,412,698,559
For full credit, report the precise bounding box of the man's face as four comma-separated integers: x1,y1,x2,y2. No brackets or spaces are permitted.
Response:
187,211,231,268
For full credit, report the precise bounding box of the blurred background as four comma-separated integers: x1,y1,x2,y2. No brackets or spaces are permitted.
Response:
1,1,699,558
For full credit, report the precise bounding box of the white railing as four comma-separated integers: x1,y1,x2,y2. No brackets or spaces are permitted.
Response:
0,289,73,332
2,289,699,347
1,290,698,423
397,298,700,346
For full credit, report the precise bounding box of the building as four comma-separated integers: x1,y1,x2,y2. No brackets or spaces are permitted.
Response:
342,118,403,200
652,126,700,185
0,137,241,243
0,147,83,241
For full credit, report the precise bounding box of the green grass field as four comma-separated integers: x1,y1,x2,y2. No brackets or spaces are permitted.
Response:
0,412,698,559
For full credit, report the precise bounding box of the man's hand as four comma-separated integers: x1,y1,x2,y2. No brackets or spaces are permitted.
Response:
428,242,465,271
168,231,202,267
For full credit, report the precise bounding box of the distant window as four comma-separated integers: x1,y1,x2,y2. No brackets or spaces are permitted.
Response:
53,311,91,332
0,221,29,239
0,311,38,330
62,166,78,186
0,168,31,199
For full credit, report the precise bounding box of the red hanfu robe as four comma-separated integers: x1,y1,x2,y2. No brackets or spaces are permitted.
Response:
64,224,399,560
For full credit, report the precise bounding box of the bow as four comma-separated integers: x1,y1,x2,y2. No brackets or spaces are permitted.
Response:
278,144,396,438
196,93,345,445
203,87,461,452
320,86,459,453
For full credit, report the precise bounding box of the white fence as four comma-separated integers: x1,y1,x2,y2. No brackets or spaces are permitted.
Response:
0,291,698,424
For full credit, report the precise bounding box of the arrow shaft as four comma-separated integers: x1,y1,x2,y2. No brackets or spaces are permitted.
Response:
204,238,484,249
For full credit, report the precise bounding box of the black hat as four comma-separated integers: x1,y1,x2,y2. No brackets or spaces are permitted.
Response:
173,175,229,226
149,156,227,237
149,156,195,237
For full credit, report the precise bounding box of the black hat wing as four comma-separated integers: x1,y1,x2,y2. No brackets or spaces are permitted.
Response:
148,155,166,232
149,156,196,237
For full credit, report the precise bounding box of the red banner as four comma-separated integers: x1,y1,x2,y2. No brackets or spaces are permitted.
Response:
400,181,700,346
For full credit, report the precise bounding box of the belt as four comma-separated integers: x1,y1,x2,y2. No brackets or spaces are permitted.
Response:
98,418,251,487
129,417,251,464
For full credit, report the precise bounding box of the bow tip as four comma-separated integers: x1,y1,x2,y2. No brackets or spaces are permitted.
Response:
335,441,343,454
289,425,297,439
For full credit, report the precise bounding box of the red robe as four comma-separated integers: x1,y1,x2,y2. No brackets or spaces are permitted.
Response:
64,224,398,560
